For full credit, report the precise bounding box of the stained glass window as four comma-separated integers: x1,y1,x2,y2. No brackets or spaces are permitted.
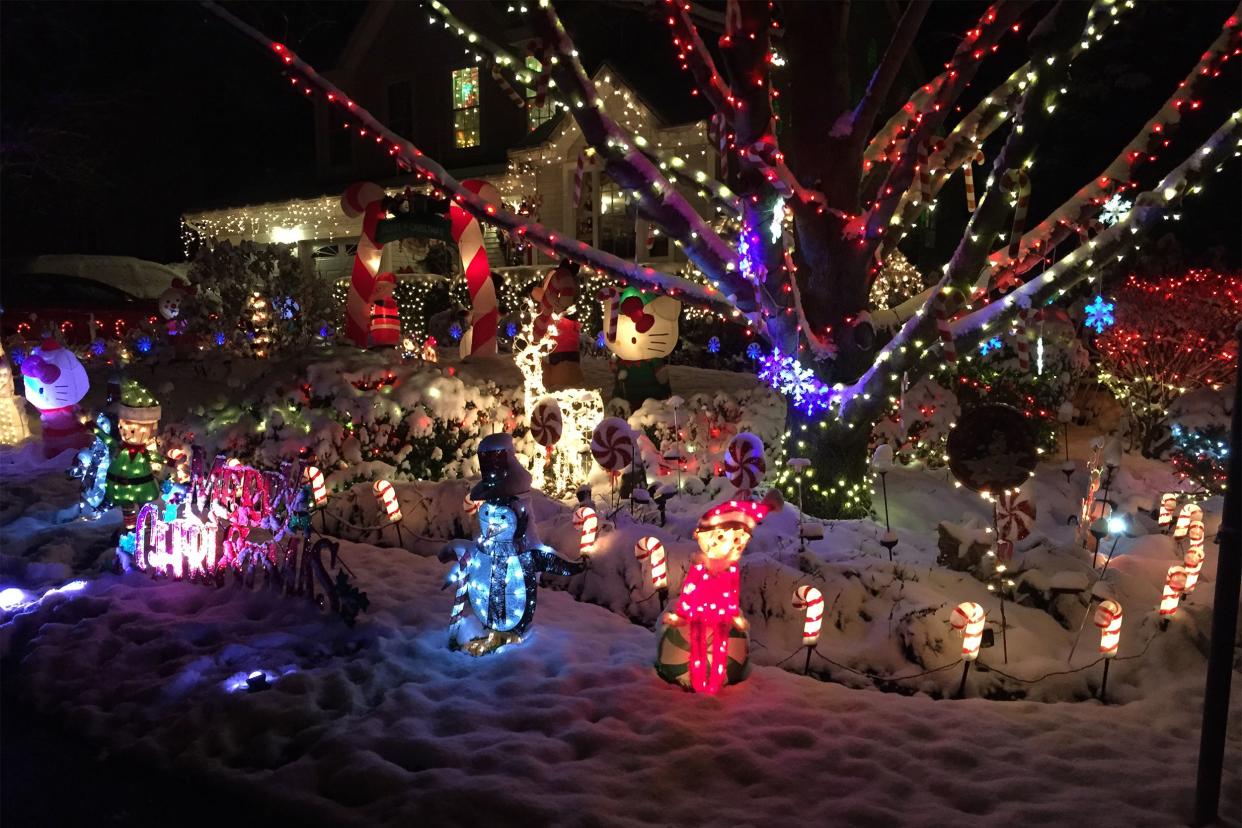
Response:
452,67,480,148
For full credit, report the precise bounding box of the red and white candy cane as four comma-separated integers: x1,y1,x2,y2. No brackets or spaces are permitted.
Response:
1183,547,1205,593
373,480,402,523
451,179,502,360
599,286,621,343
1157,492,1179,529
462,491,480,517
724,432,766,493
635,536,663,570
1002,168,1030,259
649,542,668,590
530,398,563,455
591,417,635,473
1094,599,1123,658
964,149,984,213
933,291,957,363
572,505,598,555
489,64,525,108
1159,565,1188,617
341,181,388,348
792,585,825,647
1014,307,1031,373
448,547,472,638
950,601,986,661
303,465,327,507
1173,502,1202,539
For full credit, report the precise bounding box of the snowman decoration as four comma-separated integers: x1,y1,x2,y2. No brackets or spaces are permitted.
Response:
158,278,195,336
439,433,586,656
600,286,681,411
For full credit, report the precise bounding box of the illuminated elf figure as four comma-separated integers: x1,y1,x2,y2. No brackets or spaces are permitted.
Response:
656,496,779,694
107,380,161,528
601,286,681,410
438,433,586,656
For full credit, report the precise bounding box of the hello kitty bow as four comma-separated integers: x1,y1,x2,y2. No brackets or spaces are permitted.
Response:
618,295,655,333
21,355,60,383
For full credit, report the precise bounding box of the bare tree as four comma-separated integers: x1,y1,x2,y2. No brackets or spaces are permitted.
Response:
207,0,1242,516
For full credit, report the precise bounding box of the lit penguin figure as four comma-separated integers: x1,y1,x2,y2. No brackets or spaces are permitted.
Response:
20,337,92,458
438,433,586,656
656,493,781,694
601,286,681,411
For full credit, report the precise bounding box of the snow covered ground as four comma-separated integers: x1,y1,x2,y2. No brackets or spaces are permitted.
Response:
1,357,1238,826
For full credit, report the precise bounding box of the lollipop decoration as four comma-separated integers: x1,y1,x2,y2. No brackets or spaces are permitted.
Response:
871,444,897,559
572,505,599,555
530,397,563,457
591,417,635,504
792,584,824,674
724,432,766,495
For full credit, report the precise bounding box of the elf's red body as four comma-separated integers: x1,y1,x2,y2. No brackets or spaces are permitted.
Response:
677,562,741,695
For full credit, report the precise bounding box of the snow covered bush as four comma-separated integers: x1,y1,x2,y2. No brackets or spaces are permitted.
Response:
1163,385,1233,495
1095,269,1241,454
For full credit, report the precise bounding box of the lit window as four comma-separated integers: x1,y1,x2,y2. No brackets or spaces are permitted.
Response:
452,67,480,148
525,57,554,131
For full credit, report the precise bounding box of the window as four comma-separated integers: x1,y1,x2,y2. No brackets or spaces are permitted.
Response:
452,67,480,148
387,80,413,139
596,178,636,258
525,56,555,131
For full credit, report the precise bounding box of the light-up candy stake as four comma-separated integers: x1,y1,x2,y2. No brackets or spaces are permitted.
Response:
304,466,327,507
1173,503,1202,539
951,601,986,698
373,479,404,547
634,536,666,602
792,584,824,675
1094,598,1123,701
572,505,598,555
1184,546,1205,594
1159,566,1188,621
1157,492,1179,530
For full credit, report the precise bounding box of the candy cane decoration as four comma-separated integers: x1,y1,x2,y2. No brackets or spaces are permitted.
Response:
964,149,984,212
1183,547,1205,594
649,542,668,590
599,286,621,343
1014,307,1031,373
1174,503,1202,539
1157,492,1179,529
950,601,986,661
489,64,525,108
303,465,327,507
451,178,502,360
635,536,663,566
792,585,825,647
1002,169,1031,259
933,291,957,363
572,505,598,555
462,491,480,516
341,181,388,348
1159,566,1188,617
448,547,472,640
1094,600,1123,657
724,433,766,494
373,480,402,523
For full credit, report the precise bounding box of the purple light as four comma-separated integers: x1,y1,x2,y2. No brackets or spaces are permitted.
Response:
0,587,31,611
757,347,836,415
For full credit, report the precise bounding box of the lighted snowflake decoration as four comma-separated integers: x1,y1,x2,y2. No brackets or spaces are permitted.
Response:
135,335,153,354
90,339,107,356
706,336,721,354
978,336,1003,356
596,330,607,349
1085,295,1115,334
1100,193,1132,227
746,342,763,361
757,347,836,415
505,321,519,338
448,322,463,342
214,332,226,347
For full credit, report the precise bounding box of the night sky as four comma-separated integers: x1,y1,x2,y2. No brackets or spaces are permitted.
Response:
1,1,1238,270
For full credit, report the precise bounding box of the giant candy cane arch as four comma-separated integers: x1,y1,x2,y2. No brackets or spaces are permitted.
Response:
341,182,388,348
452,179,501,360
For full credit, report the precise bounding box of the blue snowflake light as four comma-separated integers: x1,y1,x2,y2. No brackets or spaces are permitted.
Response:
135,335,153,354
746,342,762,361
757,347,836,415
596,331,606,349
90,339,107,356
214,331,227,347
318,324,333,339
505,321,518,338
10,346,25,367
1085,295,1115,334
448,322,463,342
706,336,721,354
979,336,1003,355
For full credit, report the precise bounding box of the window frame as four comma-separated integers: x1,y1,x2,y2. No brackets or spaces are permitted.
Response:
451,66,481,149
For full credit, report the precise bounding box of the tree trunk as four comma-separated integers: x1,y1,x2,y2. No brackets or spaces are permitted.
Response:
786,403,874,519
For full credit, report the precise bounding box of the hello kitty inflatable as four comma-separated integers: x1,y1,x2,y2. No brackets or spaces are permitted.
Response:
21,338,92,458
601,286,681,410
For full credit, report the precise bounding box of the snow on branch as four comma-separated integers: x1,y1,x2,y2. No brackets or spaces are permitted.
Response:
664,0,736,117
526,2,754,306
202,1,732,313
849,0,931,145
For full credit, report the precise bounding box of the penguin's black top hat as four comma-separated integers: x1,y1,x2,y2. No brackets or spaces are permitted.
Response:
470,433,533,501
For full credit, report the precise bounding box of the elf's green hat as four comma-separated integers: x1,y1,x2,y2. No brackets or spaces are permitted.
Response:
117,379,161,424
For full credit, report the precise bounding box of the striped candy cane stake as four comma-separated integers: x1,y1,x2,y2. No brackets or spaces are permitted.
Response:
933,291,957,363
489,64,526,109
1094,600,1123,657
599,286,621,343
451,179,502,360
572,505,599,555
950,601,986,660
341,182,388,348
649,543,668,590
635,536,663,566
373,480,402,523
1183,547,1205,593
1015,307,1031,373
1159,566,1188,617
964,149,984,213
1002,169,1030,259
1173,503,1201,539
449,548,473,639
792,585,825,646
1157,492,1179,529
303,466,327,507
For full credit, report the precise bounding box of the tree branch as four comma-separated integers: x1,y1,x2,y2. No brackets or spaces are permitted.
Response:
850,0,931,145
664,0,736,117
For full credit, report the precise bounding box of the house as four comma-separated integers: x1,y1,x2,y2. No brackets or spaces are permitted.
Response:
182,1,718,285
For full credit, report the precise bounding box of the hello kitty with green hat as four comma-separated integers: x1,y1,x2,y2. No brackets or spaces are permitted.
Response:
599,285,681,411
